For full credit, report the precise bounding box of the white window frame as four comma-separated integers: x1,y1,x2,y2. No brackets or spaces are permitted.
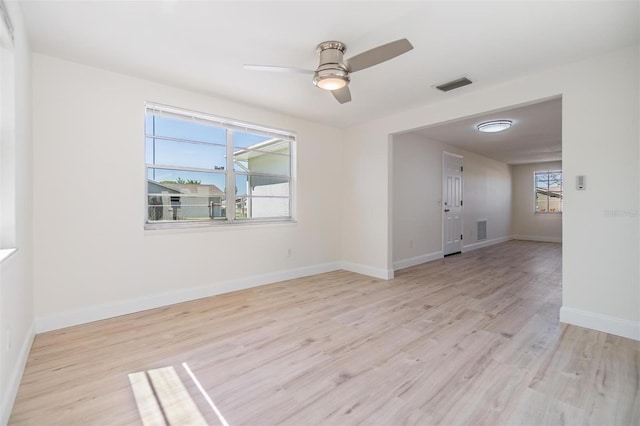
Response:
144,102,296,229
0,0,16,251
534,170,563,214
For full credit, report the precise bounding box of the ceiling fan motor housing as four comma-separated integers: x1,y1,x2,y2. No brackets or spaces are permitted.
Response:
313,41,350,89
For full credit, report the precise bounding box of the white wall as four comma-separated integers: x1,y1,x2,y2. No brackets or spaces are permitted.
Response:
344,46,639,339
392,133,512,270
446,145,512,249
392,133,444,267
0,2,34,423
560,47,639,338
32,54,344,330
341,127,394,279
512,161,563,242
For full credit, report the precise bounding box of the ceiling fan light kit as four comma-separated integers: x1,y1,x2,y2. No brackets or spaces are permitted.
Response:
314,74,349,91
245,38,413,104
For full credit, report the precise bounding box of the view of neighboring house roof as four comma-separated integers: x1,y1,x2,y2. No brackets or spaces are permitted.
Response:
147,180,224,196
536,188,562,197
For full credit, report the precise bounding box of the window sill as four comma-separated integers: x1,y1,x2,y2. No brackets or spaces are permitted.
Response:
0,248,17,264
534,212,562,215
144,219,297,235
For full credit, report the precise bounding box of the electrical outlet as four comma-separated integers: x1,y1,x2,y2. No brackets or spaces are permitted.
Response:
287,248,292,258
409,239,414,248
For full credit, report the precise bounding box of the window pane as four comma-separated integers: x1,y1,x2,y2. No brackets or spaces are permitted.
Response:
235,174,290,196
147,115,226,145
234,174,290,219
548,173,562,187
147,168,225,188
252,178,290,197
536,192,548,212
535,174,548,189
235,196,290,219
147,193,227,221
549,196,562,213
233,131,272,148
147,169,226,222
233,149,290,175
146,138,226,170
235,174,248,196
145,114,154,139
145,137,154,164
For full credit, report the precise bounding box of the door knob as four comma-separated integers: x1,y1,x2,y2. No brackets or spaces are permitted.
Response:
444,209,450,212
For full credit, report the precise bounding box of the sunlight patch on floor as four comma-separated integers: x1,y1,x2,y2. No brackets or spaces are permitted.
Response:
183,362,230,426
128,364,227,426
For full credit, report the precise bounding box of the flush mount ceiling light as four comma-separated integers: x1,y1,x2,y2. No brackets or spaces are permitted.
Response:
476,120,513,133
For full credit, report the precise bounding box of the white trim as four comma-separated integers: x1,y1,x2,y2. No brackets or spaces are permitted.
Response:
145,102,296,140
560,307,640,341
1,321,35,425
463,235,513,252
393,251,443,271
513,234,562,243
35,262,341,333
340,262,394,280
442,151,464,159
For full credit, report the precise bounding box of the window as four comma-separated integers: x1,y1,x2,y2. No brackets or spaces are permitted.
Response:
534,170,562,213
145,103,294,227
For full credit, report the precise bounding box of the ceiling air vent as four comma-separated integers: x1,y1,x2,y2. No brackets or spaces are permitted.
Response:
436,77,472,92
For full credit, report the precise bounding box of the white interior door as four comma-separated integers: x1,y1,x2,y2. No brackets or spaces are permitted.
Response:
443,153,463,256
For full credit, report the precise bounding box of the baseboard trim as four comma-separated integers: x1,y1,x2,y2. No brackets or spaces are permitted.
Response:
393,251,443,271
1,321,35,426
340,262,394,280
463,235,513,252
35,262,341,333
513,234,562,243
560,307,640,341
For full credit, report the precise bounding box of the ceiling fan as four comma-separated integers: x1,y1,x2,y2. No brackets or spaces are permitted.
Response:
244,38,413,104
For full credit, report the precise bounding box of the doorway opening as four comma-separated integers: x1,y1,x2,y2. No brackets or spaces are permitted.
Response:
390,95,562,271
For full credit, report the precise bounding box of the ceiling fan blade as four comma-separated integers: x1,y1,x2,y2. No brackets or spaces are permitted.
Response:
346,39,413,73
243,64,314,74
332,86,352,104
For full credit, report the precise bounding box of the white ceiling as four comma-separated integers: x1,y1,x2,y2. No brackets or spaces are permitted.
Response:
412,97,563,165
18,0,639,132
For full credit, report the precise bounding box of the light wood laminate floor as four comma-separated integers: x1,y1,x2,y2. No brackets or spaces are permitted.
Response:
9,241,640,425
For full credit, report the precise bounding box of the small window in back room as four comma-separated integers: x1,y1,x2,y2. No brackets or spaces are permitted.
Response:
534,170,563,213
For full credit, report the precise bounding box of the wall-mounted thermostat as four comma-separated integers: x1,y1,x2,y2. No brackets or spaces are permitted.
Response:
576,175,586,190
